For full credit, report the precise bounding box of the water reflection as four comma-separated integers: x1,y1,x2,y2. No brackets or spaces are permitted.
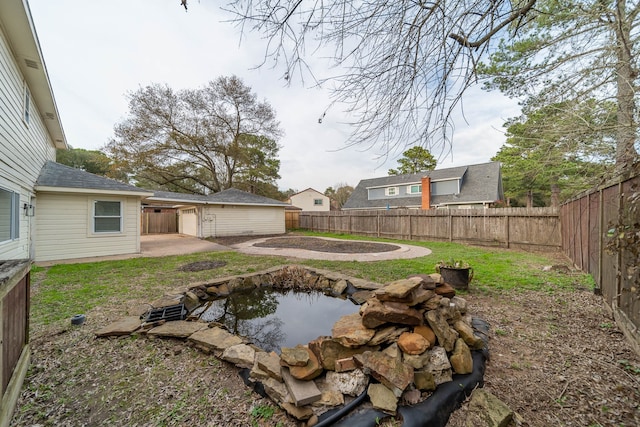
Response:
198,287,358,353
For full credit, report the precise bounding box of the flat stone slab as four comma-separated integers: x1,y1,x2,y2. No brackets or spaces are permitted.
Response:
149,294,183,308
349,278,384,290
332,313,376,347
147,320,208,338
221,344,256,369
281,367,322,406
255,351,283,381
95,316,142,337
188,326,244,352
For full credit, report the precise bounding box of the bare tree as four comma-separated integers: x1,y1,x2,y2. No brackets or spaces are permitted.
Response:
208,0,538,157
179,0,639,174
105,76,282,194
324,183,354,209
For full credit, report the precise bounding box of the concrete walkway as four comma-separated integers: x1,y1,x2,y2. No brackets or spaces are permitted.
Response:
140,234,229,257
36,234,230,266
36,234,431,266
232,236,432,262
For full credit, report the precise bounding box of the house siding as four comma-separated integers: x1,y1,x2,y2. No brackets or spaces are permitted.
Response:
34,193,142,262
289,190,330,211
201,205,284,237
0,26,56,260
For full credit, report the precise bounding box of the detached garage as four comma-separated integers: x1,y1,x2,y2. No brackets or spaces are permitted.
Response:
147,188,288,239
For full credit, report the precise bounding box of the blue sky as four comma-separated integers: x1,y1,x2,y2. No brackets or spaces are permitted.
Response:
28,0,520,192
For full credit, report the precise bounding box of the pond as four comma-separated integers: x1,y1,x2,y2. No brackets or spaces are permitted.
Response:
192,287,359,353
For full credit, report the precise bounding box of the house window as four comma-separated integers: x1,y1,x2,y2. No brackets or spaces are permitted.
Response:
94,200,122,233
0,187,20,242
407,184,422,194
314,199,324,206
23,84,31,125
385,187,399,196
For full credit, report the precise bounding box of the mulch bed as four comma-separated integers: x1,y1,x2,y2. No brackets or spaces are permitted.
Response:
177,260,227,272
253,236,401,253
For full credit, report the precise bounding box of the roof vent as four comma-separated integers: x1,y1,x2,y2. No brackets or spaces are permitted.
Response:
44,112,55,120
25,59,40,69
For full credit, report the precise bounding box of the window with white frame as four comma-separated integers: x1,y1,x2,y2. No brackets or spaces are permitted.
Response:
23,83,31,125
385,186,399,196
407,184,422,194
0,187,20,242
94,200,122,233
313,198,323,206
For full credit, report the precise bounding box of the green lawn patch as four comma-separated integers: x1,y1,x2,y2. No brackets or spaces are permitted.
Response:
31,233,594,326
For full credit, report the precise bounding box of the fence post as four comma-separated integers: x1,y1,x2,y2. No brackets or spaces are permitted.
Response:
616,182,623,308
504,213,510,249
377,211,380,238
597,189,603,294
448,210,453,242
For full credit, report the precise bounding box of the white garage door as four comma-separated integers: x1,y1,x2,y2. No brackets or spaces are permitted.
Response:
180,208,198,236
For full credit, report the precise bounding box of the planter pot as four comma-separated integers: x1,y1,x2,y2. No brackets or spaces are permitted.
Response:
439,266,474,290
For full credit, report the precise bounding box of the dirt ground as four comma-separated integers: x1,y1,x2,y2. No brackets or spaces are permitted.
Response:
10,239,640,427
253,236,401,253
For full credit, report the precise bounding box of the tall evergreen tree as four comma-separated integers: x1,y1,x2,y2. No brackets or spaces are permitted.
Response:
493,100,616,206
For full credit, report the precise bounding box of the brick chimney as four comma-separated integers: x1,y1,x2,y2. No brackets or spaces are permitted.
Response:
421,176,431,210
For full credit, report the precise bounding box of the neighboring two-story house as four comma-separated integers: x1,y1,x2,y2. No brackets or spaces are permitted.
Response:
343,161,504,210
287,188,331,211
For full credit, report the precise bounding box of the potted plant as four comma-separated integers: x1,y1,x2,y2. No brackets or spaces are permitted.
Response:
435,259,474,290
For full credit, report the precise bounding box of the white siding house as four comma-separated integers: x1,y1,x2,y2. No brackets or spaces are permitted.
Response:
0,1,66,424
149,188,288,239
0,0,66,261
287,188,330,211
34,162,153,262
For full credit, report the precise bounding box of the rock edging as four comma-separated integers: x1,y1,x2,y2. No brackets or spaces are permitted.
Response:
96,265,490,425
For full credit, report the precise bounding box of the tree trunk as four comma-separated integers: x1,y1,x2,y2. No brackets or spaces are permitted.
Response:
614,0,640,174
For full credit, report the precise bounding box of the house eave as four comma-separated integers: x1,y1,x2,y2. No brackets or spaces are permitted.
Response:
146,196,287,208
35,186,154,197
435,200,496,207
0,0,67,149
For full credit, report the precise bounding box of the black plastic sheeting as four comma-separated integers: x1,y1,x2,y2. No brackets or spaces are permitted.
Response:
240,318,491,427
325,349,488,427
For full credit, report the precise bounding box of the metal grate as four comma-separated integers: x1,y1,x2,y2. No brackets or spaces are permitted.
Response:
142,303,187,323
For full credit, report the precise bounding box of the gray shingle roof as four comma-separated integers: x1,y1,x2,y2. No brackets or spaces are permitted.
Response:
36,161,151,194
148,188,289,207
343,161,503,209
149,190,213,203
207,188,289,206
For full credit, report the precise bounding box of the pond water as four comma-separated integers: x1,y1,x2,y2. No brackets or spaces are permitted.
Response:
194,287,359,353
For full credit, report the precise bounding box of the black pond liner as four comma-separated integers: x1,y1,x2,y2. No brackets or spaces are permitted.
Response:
240,318,491,427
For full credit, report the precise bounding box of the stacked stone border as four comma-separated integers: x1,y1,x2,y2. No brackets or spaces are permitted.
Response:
96,265,491,426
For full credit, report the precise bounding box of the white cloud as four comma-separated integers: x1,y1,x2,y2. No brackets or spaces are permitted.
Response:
29,0,521,193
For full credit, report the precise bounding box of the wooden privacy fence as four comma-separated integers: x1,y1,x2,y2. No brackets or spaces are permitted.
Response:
0,260,30,427
141,212,178,234
299,207,561,251
285,210,300,230
561,173,640,354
